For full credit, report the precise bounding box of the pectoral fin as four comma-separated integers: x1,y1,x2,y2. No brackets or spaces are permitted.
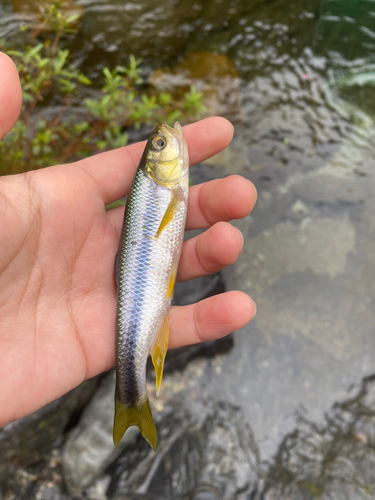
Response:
151,315,169,396
155,191,180,239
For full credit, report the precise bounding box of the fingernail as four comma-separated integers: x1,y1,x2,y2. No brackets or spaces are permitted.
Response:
236,227,244,251
250,297,257,318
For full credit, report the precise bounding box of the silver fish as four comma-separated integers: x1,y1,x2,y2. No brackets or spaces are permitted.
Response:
113,121,189,450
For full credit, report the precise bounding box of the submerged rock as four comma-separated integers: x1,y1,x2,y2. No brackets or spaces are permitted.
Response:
104,399,260,500
149,51,243,122
62,373,136,497
261,375,375,499
0,377,100,500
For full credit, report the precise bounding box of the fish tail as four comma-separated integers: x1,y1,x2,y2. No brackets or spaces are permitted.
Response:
113,395,158,450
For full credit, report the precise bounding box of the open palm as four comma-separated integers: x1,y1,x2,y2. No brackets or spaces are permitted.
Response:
0,53,257,427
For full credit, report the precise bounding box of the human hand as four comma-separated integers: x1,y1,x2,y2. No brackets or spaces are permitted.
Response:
0,52,257,426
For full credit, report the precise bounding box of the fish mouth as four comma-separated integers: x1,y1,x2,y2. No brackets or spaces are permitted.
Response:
153,121,181,139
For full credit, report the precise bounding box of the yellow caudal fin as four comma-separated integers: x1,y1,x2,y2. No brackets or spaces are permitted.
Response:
155,192,180,239
113,396,157,450
151,315,169,396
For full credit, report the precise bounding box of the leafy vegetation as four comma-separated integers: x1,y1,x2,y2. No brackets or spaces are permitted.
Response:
0,1,204,175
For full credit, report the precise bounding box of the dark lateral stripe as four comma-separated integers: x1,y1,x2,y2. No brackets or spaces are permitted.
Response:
120,188,153,406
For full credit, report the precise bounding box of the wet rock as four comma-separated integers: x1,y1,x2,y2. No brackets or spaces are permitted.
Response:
105,399,259,500
162,335,234,377
149,52,243,122
261,376,375,499
173,271,226,307
62,373,137,496
189,487,222,500
287,127,375,205
0,377,100,500
111,495,159,500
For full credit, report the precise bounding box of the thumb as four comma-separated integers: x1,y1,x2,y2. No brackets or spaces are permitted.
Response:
0,52,22,140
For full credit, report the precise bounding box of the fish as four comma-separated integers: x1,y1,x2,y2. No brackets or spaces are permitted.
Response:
113,121,189,450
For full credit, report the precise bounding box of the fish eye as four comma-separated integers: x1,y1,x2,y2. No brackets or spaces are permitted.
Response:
151,136,166,151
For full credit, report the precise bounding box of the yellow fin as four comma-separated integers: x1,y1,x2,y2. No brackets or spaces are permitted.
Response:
167,264,178,300
155,192,180,239
151,315,169,396
113,396,157,450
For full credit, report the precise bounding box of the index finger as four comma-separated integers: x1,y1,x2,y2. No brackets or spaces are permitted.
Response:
76,117,234,205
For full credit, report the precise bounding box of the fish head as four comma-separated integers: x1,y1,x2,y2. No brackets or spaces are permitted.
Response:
143,121,188,187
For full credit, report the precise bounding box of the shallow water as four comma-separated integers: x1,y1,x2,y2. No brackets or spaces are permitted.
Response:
1,0,375,499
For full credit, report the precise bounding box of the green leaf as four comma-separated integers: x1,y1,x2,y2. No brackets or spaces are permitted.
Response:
78,74,92,85
22,91,34,102
103,67,113,83
54,49,69,73
25,43,44,62
66,14,80,24
37,119,47,131
7,50,23,57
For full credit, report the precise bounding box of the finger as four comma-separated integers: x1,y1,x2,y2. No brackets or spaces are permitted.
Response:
105,212,243,281
177,222,243,282
168,291,256,349
186,175,257,230
0,52,22,140
76,117,234,204
105,174,256,238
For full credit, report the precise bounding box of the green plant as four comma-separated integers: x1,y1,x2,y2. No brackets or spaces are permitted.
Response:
0,0,203,175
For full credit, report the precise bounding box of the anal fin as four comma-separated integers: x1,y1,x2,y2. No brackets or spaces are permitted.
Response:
167,263,178,301
151,315,169,396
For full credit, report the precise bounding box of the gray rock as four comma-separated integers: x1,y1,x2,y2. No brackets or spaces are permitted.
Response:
261,375,375,499
105,398,260,500
0,378,100,500
62,373,138,496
